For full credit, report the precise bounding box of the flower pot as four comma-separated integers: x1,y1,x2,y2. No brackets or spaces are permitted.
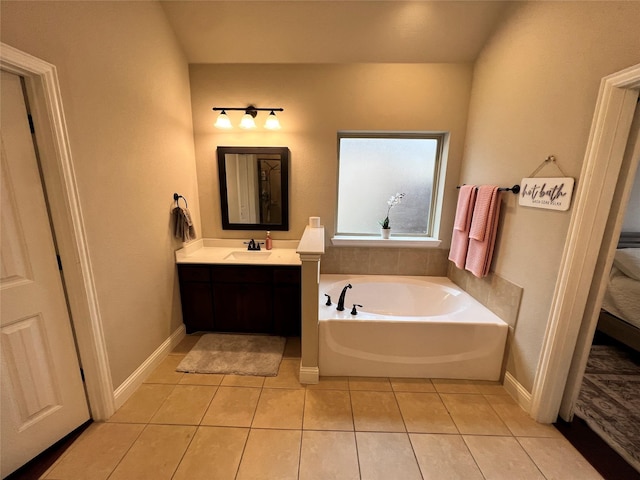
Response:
381,228,391,239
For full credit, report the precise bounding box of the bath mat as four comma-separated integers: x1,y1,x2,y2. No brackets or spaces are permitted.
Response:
176,334,286,376
575,344,640,472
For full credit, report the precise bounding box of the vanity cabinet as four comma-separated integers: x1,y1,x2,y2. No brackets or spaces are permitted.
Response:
177,264,301,336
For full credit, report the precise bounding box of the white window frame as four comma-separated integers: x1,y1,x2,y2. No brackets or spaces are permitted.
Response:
332,131,447,248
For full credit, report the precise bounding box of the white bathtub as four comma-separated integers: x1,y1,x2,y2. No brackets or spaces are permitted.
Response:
318,274,508,380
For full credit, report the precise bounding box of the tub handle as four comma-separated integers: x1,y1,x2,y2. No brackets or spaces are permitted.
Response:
351,304,363,315
324,294,332,306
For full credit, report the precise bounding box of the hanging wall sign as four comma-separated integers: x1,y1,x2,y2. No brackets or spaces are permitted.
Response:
519,177,575,211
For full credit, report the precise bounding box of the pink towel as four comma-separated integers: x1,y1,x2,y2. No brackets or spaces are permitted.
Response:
454,185,475,231
465,186,501,278
448,185,476,269
469,185,495,241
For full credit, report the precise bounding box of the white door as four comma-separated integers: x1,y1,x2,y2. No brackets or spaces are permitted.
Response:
0,70,90,477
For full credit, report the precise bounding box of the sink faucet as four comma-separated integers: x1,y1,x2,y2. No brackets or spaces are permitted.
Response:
336,284,352,311
244,239,262,251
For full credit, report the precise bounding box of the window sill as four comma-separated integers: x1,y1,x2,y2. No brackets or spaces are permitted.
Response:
330,235,442,248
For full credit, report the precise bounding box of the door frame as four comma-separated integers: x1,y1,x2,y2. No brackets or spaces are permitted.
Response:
0,43,115,420
559,101,640,421
529,63,640,423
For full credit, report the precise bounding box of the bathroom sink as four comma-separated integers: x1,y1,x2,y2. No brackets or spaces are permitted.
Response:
224,251,272,260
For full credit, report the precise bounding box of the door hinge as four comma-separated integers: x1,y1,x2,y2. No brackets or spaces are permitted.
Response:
56,254,63,271
27,113,35,134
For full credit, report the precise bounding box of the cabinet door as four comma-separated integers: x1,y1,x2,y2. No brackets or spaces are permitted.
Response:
273,268,301,336
179,282,214,333
178,265,213,333
212,284,273,334
273,284,301,336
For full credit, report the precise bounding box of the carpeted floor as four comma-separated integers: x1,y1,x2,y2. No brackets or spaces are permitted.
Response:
176,334,286,376
575,344,640,473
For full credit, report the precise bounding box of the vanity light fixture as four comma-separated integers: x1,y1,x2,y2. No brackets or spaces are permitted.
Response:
212,105,283,130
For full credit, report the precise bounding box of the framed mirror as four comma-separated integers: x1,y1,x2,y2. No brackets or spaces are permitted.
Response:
217,146,289,231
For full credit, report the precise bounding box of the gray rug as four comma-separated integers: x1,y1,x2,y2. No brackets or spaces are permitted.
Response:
575,344,640,472
176,334,286,376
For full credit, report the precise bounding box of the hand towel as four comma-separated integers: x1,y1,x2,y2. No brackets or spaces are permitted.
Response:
448,185,477,269
465,186,501,278
172,206,197,242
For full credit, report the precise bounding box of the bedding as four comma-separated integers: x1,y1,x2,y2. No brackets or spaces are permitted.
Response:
602,248,640,329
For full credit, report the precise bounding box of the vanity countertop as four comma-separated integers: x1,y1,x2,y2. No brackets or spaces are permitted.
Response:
175,238,301,266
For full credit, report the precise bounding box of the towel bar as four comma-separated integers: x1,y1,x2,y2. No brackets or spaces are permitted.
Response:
456,184,520,194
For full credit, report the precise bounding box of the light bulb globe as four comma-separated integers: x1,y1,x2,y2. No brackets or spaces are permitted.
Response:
214,111,232,129
239,113,257,129
264,111,281,130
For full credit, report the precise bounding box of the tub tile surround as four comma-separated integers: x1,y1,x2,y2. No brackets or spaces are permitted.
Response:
447,264,523,391
40,336,603,480
321,246,449,276
447,262,523,329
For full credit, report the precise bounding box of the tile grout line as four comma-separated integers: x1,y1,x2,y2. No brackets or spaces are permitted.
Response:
296,386,308,480
232,427,251,480
483,393,517,437
459,435,489,480
163,382,221,480
347,384,364,480
168,423,199,480
104,422,149,480
391,381,426,479
434,386,462,436
513,436,551,480
432,383,489,478
235,377,267,480
105,382,177,480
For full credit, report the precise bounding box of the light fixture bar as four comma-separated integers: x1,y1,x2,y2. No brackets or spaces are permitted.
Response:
212,106,284,113
213,105,284,130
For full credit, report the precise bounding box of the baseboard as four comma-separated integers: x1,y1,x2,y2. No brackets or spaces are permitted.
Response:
503,371,532,413
299,364,319,384
113,324,186,410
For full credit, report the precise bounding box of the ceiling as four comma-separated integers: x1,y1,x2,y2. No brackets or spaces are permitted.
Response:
159,1,511,64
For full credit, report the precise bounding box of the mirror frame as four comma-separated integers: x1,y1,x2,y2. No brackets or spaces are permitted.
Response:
217,146,290,231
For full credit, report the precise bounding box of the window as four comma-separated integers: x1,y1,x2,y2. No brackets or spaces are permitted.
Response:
335,132,446,242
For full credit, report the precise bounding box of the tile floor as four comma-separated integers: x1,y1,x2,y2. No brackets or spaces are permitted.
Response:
41,336,604,480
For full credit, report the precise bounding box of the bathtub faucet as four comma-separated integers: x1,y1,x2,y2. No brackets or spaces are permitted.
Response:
336,284,352,311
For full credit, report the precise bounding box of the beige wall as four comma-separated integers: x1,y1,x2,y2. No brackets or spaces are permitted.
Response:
190,63,473,244
1,1,199,388
463,1,640,391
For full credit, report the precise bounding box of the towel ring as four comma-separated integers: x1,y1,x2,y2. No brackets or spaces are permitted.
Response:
173,193,188,208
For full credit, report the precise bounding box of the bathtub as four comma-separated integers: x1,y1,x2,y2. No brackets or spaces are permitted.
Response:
318,275,508,380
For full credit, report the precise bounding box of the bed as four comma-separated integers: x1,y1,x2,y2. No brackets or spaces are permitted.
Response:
597,232,640,351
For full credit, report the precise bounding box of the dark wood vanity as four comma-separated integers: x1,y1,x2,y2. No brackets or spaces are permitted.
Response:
178,264,301,336
177,145,299,337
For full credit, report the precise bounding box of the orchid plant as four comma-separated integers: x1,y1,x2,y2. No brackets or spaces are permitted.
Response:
379,192,405,229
